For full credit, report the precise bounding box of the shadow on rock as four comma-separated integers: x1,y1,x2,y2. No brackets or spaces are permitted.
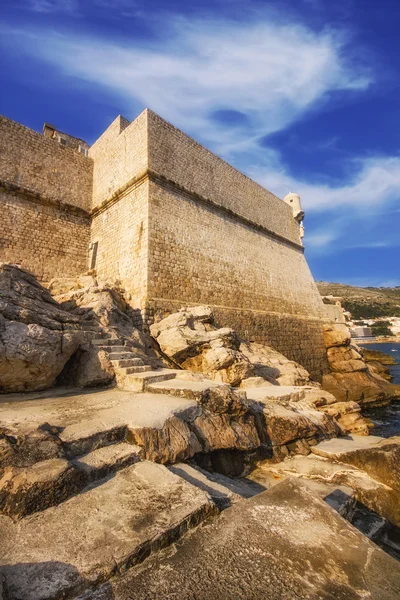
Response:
0,561,114,600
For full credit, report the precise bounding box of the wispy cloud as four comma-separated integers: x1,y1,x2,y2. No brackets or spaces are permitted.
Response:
4,10,399,247
28,0,78,14
7,15,371,152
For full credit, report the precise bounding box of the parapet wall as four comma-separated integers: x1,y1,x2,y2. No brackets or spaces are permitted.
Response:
0,116,93,211
89,113,148,211
0,115,92,281
147,110,301,246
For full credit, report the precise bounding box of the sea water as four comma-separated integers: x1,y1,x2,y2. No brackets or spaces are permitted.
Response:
359,342,400,437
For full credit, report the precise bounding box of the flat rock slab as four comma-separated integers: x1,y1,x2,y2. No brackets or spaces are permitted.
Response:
312,434,385,458
244,385,307,402
249,454,400,526
90,478,400,600
169,463,266,509
312,434,400,492
71,443,143,480
0,461,216,600
147,378,222,400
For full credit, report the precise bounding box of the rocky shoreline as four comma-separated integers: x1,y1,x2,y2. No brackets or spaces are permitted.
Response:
1,264,400,599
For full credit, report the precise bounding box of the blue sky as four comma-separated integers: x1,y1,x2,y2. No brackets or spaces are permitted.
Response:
1,0,400,286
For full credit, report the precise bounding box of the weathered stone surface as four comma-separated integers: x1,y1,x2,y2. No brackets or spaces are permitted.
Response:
0,462,216,600
169,462,263,509
322,371,388,405
192,412,260,453
72,443,143,481
50,276,160,367
103,478,400,600
240,340,314,386
250,453,400,527
128,415,202,464
327,345,363,363
312,435,400,492
0,427,63,472
0,265,86,392
318,400,370,435
0,458,85,519
250,399,341,449
58,347,115,388
150,307,254,385
323,323,351,348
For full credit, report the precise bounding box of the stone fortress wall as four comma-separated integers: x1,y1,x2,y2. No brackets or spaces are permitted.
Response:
0,116,92,280
0,110,331,378
144,112,328,378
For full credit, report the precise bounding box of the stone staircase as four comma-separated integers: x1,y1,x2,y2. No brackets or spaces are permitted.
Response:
90,330,181,392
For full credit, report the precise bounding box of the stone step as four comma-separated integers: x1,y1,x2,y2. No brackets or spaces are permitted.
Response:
72,442,143,481
112,358,148,369
91,336,120,345
117,369,180,392
0,462,216,600
118,365,153,375
147,378,222,401
96,345,129,354
92,478,400,600
0,443,144,520
109,352,141,361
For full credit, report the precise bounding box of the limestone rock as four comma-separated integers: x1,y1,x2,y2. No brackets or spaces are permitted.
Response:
192,412,260,454
251,400,341,451
106,478,400,600
0,458,86,519
0,264,85,392
150,307,316,387
240,340,314,386
323,323,351,348
322,371,388,406
58,347,115,388
251,453,400,528
313,435,400,493
150,306,254,385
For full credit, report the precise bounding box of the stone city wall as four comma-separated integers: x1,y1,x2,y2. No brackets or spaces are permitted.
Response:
90,181,149,309
0,189,90,281
0,115,92,280
145,179,328,379
89,113,147,210
147,110,301,246
0,115,92,211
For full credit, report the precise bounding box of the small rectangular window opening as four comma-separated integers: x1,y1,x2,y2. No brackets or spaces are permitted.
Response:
90,241,98,270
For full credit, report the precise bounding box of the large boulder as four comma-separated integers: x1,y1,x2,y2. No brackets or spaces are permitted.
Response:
150,307,254,385
240,341,314,386
150,307,315,387
0,265,85,393
321,323,399,407
322,371,389,406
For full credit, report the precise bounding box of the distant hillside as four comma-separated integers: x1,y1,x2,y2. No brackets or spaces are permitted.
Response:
317,282,400,319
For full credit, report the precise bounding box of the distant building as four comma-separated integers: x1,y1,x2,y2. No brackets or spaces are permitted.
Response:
350,326,375,341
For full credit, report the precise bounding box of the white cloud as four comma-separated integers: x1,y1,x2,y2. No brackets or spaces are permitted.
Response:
13,16,370,154
28,0,78,14
251,155,400,212
6,12,400,246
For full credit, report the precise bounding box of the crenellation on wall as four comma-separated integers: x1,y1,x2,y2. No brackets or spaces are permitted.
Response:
0,115,93,212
